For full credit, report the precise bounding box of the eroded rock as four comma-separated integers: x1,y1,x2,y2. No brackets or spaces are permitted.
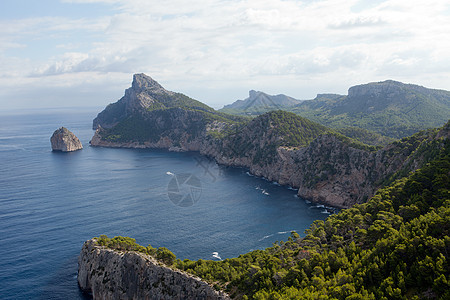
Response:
50,127,83,152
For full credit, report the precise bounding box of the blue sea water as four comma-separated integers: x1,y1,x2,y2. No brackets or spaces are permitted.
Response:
0,108,329,299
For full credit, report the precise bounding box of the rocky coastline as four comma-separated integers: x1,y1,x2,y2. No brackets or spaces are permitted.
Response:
89,74,449,209
90,123,449,209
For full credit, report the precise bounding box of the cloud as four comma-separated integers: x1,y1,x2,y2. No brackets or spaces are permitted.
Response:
1,0,450,109
329,16,386,29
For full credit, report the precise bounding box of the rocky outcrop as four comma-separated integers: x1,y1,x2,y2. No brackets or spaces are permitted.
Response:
78,239,230,300
92,73,212,130
92,73,165,129
50,127,83,152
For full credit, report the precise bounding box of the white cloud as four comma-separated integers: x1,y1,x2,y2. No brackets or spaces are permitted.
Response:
1,0,450,109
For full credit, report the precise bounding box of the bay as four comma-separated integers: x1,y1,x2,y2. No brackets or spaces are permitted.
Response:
0,108,329,299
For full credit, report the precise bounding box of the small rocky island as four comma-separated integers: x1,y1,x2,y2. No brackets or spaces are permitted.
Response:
50,127,83,152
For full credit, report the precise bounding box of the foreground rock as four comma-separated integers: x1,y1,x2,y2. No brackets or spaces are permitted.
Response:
51,127,83,152
78,239,230,300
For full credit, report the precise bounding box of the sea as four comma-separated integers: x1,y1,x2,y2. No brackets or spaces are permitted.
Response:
0,108,331,299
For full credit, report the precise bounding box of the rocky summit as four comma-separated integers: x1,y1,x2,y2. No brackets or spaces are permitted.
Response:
50,127,83,152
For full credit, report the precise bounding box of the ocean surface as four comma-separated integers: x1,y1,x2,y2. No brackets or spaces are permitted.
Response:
0,108,331,299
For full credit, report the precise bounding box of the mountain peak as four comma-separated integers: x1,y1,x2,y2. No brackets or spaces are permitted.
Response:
131,73,165,93
93,74,214,129
249,90,261,98
220,90,301,114
347,79,428,98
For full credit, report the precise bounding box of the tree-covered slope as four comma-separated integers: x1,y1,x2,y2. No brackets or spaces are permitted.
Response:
334,127,395,147
91,136,449,299
291,80,450,139
216,111,332,165
220,90,301,115
220,80,450,140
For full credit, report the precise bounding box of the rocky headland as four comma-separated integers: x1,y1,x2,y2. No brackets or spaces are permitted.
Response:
78,239,230,300
90,74,449,208
50,127,83,152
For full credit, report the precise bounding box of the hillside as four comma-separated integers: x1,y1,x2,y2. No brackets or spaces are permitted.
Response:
90,74,448,208
293,80,450,139
180,137,450,299
92,73,218,130
82,139,449,299
221,80,450,139
220,90,301,115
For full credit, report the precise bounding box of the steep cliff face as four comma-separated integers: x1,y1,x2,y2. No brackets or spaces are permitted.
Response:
78,239,230,300
92,116,448,208
50,127,83,152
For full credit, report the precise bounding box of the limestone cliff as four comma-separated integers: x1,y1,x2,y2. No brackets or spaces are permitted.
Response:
50,127,83,152
78,239,230,300
93,73,214,130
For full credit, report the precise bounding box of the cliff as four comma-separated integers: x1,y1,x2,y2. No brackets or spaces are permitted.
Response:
78,239,230,300
90,74,449,208
93,73,215,130
50,127,83,152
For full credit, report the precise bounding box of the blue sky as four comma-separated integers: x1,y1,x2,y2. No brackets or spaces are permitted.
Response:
1,0,450,110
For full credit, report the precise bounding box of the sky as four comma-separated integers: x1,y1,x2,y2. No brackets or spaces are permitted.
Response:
1,0,450,110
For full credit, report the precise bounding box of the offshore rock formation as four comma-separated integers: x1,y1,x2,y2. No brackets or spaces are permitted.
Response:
78,239,230,300
50,127,83,152
90,74,450,208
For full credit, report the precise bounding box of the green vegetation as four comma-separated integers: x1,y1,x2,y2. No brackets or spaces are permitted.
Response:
101,107,247,144
96,235,177,266
218,111,332,165
290,82,450,139
291,108,446,140
92,76,449,298
101,108,380,166
95,138,449,299
335,127,395,147
145,92,215,113
222,81,450,140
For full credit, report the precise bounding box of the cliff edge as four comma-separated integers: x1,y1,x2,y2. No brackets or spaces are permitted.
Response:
78,239,230,300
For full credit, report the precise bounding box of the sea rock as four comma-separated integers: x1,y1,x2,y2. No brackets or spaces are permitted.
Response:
78,239,230,300
50,127,83,152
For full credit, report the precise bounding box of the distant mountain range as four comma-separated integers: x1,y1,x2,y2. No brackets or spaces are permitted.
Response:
221,80,450,139
220,90,302,114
